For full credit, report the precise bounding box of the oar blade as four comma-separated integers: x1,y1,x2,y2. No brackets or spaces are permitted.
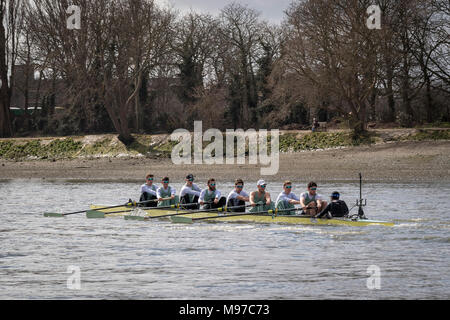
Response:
124,216,148,221
43,212,65,217
171,216,194,224
86,210,105,219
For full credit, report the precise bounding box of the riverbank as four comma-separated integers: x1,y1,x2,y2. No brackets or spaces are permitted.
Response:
1,128,449,159
1,133,449,182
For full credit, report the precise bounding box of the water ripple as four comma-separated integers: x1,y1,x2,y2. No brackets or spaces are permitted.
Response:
0,180,449,299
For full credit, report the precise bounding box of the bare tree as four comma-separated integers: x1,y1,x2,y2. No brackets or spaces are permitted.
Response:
283,0,382,134
170,11,219,129
378,0,449,124
26,0,174,141
425,0,450,91
173,12,217,103
27,0,109,133
100,0,175,141
219,2,263,128
0,0,25,137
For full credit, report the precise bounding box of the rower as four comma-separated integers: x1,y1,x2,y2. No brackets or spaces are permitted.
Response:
226,179,249,212
139,173,158,207
199,178,227,210
316,191,349,219
300,181,327,215
179,174,201,210
156,177,178,207
275,181,301,215
249,180,274,213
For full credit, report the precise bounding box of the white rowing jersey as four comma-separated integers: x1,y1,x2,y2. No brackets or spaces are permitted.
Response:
140,184,157,196
179,183,202,197
276,192,300,206
226,190,249,202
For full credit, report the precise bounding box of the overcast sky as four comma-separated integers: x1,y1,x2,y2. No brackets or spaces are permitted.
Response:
156,0,293,23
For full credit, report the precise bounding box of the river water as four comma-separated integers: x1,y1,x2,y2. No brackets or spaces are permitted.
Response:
0,179,448,300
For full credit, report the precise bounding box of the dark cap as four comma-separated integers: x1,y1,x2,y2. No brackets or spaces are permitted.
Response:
186,174,194,180
331,191,340,199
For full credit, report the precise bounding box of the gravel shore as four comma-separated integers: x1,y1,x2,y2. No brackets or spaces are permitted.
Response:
1,140,449,183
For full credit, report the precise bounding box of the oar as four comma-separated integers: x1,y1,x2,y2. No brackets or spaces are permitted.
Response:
86,206,157,219
124,202,230,221
43,199,138,217
122,202,210,221
86,198,187,219
171,207,306,224
44,197,167,218
125,204,253,221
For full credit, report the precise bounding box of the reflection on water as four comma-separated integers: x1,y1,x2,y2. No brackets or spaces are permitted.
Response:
0,179,449,299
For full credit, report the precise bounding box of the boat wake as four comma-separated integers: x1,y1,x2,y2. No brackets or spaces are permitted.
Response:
393,223,420,228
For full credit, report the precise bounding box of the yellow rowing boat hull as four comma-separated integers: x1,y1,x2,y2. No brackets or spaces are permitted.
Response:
90,205,394,227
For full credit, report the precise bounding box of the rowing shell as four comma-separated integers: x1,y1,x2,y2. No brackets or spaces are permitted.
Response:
89,205,394,227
